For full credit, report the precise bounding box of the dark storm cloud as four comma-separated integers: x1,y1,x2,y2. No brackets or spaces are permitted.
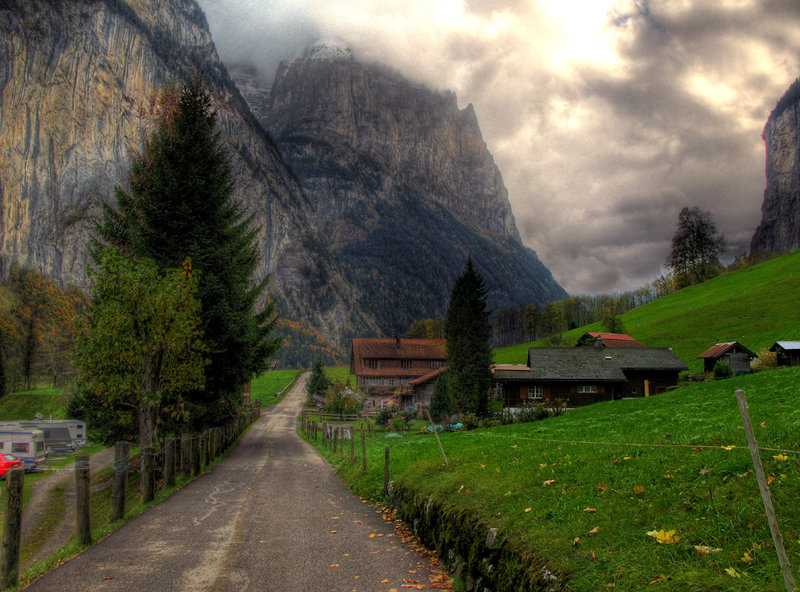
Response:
199,0,800,294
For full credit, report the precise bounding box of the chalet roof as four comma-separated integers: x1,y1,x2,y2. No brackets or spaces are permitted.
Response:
527,348,628,382
492,365,534,381
697,342,757,360
523,347,688,382
576,332,644,348
409,367,447,386
770,341,800,352
604,348,688,372
350,337,447,375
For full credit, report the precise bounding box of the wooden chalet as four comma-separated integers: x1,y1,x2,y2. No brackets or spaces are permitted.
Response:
575,332,644,348
492,347,687,407
769,341,800,366
350,337,447,411
697,342,757,374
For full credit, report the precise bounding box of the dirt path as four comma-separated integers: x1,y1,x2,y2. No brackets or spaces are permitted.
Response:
21,375,448,591
20,447,115,569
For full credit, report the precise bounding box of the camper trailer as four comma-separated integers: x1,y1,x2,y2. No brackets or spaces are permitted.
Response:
0,427,46,471
0,419,87,452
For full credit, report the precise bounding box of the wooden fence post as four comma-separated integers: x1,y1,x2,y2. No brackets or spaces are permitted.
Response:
111,441,130,521
1,468,23,588
361,426,367,471
383,446,390,496
350,428,355,463
192,434,201,476
181,434,191,477
165,438,176,488
142,447,155,503
76,454,91,545
736,389,796,592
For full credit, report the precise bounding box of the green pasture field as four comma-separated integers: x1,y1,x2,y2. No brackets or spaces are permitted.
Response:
305,366,800,591
250,369,301,406
494,250,800,373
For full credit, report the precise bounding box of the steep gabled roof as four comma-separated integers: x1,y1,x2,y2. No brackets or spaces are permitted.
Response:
408,367,447,386
697,342,757,360
770,341,800,352
350,338,447,375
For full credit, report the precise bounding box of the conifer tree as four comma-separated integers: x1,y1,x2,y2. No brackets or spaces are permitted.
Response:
97,74,280,427
445,258,493,417
307,358,331,399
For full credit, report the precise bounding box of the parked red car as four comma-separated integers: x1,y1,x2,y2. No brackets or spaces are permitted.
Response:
0,454,23,478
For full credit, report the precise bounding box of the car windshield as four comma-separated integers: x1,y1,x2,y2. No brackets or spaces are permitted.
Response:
2,454,18,461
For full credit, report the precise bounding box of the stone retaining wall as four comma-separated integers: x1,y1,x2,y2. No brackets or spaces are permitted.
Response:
388,481,569,592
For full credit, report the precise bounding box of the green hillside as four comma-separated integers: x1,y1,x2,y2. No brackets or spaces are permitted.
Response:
495,251,800,373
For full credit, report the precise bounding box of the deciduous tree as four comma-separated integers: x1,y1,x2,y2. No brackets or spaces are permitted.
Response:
667,207,726,286
445,259,493,417
73,248,205,451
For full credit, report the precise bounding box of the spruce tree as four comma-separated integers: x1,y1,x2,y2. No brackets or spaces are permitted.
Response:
445,258,493,417
97,74,280,427
307,358,331,399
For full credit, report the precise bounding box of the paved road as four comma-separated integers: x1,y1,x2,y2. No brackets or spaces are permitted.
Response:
22,375,440,592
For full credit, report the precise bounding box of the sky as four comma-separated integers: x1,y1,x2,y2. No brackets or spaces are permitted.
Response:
198,0,800,295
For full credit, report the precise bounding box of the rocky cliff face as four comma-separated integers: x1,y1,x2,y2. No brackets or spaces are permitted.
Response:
750,79,800,255
232,41,566,335
0,0,373,363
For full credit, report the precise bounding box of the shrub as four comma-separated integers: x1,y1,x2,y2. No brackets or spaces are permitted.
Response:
713,361,734,380
375,409,393,426
460,411,480,430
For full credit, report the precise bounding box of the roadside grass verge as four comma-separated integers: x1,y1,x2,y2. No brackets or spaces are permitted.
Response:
0,391,70,421
304,367,800,591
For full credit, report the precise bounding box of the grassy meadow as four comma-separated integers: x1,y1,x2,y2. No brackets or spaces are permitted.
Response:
307,365,800,590
494,251,800,373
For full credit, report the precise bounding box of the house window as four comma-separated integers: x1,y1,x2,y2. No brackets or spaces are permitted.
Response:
431,360,443,369
401,359,412,369
531,385,543,399
367,359,379,369
576,385,597,394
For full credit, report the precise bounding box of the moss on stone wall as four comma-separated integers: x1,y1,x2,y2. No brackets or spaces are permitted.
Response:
388,481,570,591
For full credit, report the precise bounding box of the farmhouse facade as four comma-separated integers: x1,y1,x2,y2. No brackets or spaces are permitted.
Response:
492,347,687,407
350,337,447,411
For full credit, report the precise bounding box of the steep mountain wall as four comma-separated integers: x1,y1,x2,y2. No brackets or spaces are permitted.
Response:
750,79,800,255
0,0,374,360
233,42,566,336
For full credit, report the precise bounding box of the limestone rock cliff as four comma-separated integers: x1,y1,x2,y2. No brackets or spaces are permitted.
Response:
0,0,373,363
232,41,566,335
750,79,800,255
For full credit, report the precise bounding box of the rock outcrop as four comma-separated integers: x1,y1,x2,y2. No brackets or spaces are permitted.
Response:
233,41,566,336
750,79,800,255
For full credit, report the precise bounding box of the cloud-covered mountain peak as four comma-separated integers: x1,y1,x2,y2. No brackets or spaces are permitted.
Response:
304,38,353,62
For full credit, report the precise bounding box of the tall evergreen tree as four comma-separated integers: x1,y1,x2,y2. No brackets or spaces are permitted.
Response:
307,358,331,399
445,258,493,417
97,74,280,427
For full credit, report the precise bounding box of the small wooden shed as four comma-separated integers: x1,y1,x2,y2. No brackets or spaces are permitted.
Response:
769,341,800,366
697,342,757,375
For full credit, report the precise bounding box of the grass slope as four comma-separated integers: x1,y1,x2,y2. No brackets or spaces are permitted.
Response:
495,251,800,372
309,367,800,591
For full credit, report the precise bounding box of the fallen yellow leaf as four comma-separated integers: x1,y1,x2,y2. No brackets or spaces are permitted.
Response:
647,529,680,545
694,545,722,556
588,526,600,535
583,508,597,513
542,479,555,486
633,485,645,495
524,507,532,513
773,453,789,461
